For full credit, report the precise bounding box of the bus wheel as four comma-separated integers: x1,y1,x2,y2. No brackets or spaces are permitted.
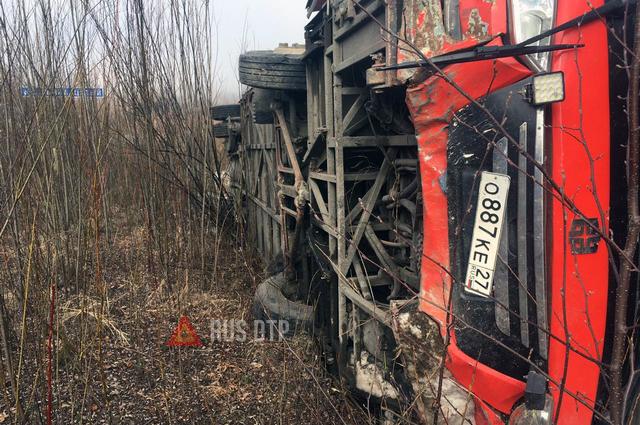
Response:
252,273,313,338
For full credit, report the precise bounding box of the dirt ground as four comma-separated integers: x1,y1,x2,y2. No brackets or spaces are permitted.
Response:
0,223,371,424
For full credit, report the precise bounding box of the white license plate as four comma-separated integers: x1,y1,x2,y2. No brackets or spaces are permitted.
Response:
464,172,511,297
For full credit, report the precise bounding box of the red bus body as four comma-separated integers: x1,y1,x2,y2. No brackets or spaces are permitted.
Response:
405,1,611,422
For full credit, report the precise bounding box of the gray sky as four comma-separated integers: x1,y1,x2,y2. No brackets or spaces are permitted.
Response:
213,0,309,102
5,0,308,103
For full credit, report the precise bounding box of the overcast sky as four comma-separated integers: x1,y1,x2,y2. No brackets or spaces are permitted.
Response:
213,0,309,102
5,0,308,103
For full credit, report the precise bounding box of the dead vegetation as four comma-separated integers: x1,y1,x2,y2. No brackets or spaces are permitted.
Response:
0,211,369,424
0,1,371,423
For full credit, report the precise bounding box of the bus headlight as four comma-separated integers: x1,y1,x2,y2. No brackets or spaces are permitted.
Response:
510,394,554,425
509,0,556,70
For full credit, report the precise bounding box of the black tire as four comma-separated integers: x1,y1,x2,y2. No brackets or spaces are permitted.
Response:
239,51,306,91
227,134,240,154
251,89,276,124
253,273,313,338
213,123,229,138
210,104,240,120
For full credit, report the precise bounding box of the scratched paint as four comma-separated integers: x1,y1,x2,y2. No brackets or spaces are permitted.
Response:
466,8,489,38
397,0,499,82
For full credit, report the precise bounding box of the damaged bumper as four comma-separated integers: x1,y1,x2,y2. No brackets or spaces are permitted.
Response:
402,0,611,419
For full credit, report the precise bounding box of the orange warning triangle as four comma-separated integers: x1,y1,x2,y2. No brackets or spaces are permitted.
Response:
166,316,203,347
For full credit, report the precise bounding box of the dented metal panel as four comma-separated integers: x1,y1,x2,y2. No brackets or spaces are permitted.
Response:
403,0,450,56
405,53,531,413
397,0,505,82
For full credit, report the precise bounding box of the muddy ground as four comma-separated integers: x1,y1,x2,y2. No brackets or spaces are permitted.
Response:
0,223,372,424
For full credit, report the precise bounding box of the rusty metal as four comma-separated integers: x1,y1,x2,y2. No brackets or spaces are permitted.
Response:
232,1,424,410
365,53,386,87
274,107,305,189
274,106,309,284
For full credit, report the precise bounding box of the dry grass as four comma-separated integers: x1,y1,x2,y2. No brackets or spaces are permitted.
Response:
0,211,370,424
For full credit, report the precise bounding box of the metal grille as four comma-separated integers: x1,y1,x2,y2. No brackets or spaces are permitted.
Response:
492,111,548,359
448,77,548,378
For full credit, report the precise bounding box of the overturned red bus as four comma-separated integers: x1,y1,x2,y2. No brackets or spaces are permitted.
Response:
213,0,639,423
